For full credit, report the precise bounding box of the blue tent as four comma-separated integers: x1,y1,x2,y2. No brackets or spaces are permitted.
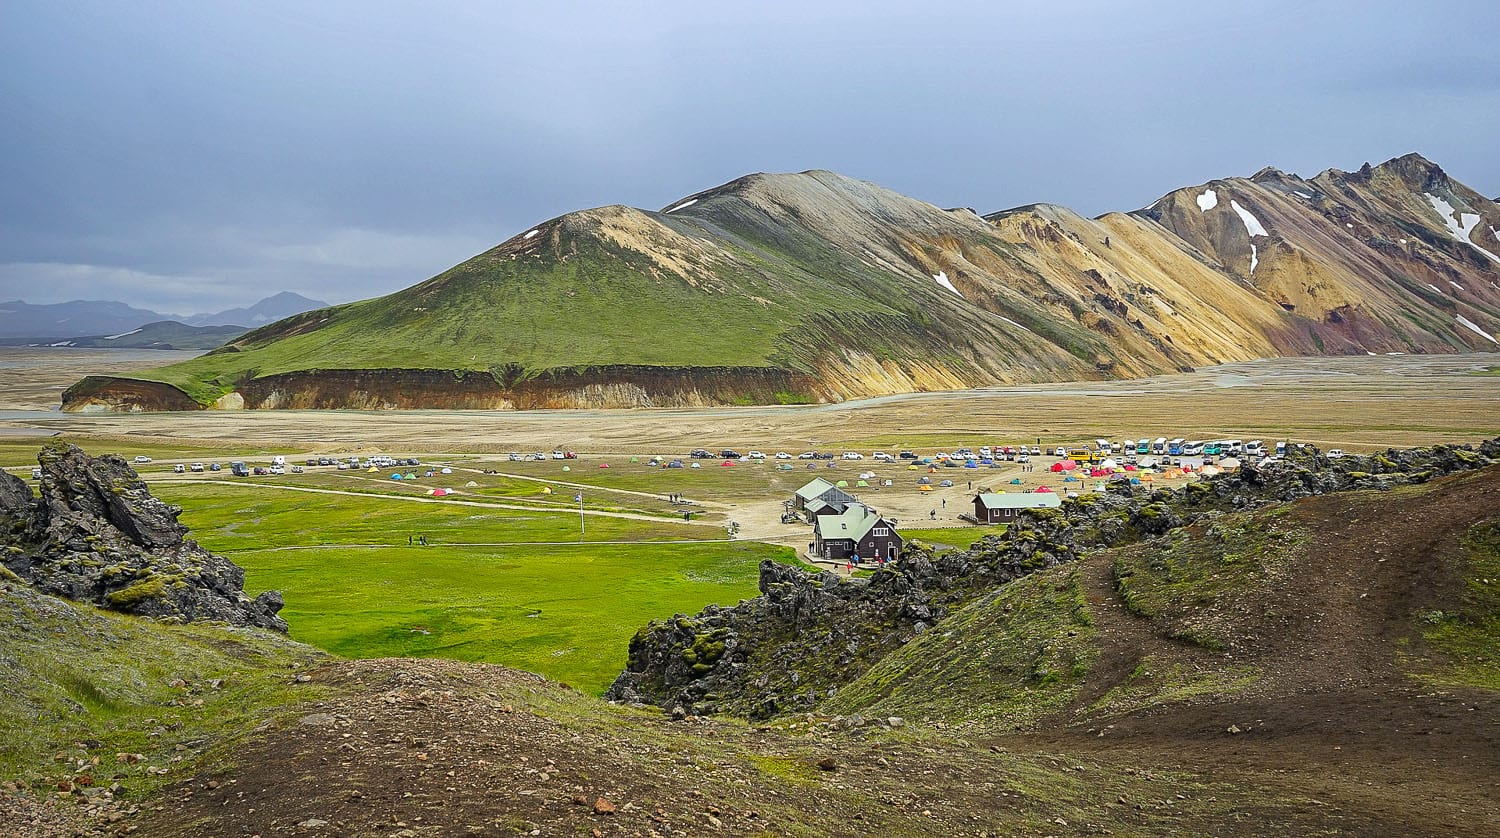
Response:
390,473,403,480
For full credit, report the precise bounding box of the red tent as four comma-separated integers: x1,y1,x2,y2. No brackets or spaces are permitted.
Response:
1057,460,1078,471
720,461,735,466
1035,485,1054,493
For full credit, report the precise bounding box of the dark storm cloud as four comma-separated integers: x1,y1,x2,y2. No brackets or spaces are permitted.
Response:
1,0,1495,312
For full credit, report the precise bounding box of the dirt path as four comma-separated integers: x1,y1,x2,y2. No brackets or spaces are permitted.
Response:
1068,551,1216,715
187,479,719,528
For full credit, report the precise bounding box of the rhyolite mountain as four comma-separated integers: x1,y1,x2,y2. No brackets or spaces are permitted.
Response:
62,153,1499,411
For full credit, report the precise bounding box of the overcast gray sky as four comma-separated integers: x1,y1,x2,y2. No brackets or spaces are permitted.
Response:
2,0,1496,314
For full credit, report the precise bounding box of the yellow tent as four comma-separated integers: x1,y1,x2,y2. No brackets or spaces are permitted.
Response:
367,466,378,473
541,486,553,494
919,485,933,492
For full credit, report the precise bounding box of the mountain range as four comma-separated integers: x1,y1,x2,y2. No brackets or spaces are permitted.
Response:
61,153,1499,412
0,292,328,347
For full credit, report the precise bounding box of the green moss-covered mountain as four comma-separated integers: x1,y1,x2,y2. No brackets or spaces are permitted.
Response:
64,154,1500,411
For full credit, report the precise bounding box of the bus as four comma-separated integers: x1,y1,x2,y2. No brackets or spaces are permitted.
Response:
1069,447,1095,463
1136,439,1151,455
1168,438,1185,456
1203,441,1222,457
1183,440,1205,456
1152,437,1168,455
1223,439,1244,455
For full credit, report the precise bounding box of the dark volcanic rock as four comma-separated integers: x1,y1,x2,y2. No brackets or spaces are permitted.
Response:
606,438,1500,717
1,442,287,632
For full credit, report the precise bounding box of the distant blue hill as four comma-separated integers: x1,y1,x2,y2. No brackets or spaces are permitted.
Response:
0,292,328,343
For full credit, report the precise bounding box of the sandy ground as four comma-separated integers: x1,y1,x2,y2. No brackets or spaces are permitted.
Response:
2,349,1497,453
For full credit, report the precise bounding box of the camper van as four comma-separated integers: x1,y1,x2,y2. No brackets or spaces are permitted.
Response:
1095,438,1112,454
1275,441,1287,456
1168,438,1185,456
1245,440,1265,457
271,455,287,468
230,461,250,477
1223,440,1244,455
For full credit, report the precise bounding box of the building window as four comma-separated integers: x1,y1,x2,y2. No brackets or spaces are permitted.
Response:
873,527,889,537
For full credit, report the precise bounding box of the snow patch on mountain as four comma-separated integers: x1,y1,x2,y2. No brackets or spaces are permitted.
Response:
1425,193,1500,264
933,271,964,298
1196,189,1218,211
665,199,698,214
1456,314,1497,343
1231,201,1268,237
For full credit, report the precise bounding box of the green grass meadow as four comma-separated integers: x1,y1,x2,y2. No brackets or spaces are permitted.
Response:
153,481,793,694
234,541,786,694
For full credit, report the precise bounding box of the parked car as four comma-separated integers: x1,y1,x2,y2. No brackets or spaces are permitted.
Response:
336,462,348,470
1326,449,1345,459
720,450,741,459
209,462,222,471
841,452,864,460
774,452,792,459
898,451,917,459
799,452,817,459
31,467,41,480
872,451,893,461
190,462,204,472
173,463,185,473
291,465,304,473
747,451,766,460
252,467,268,476
508,452,522,461
551,450,566,459
132,455,152,464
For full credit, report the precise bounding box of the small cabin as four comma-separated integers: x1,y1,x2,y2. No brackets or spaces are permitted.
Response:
813,502,903,562
972,491,1062,523
791,477,858,522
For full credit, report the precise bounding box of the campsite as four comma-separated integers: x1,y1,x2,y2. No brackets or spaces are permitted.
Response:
0,417,1338,694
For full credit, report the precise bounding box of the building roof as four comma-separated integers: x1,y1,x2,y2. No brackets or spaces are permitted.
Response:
814,502,896,543
795,477,836,502
795,477,856,506
804,497,848,515
975,492,1062,511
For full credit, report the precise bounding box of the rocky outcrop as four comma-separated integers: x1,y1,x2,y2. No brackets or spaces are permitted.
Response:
606,438,1500,717
1,442,287,631
60,375,201,413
